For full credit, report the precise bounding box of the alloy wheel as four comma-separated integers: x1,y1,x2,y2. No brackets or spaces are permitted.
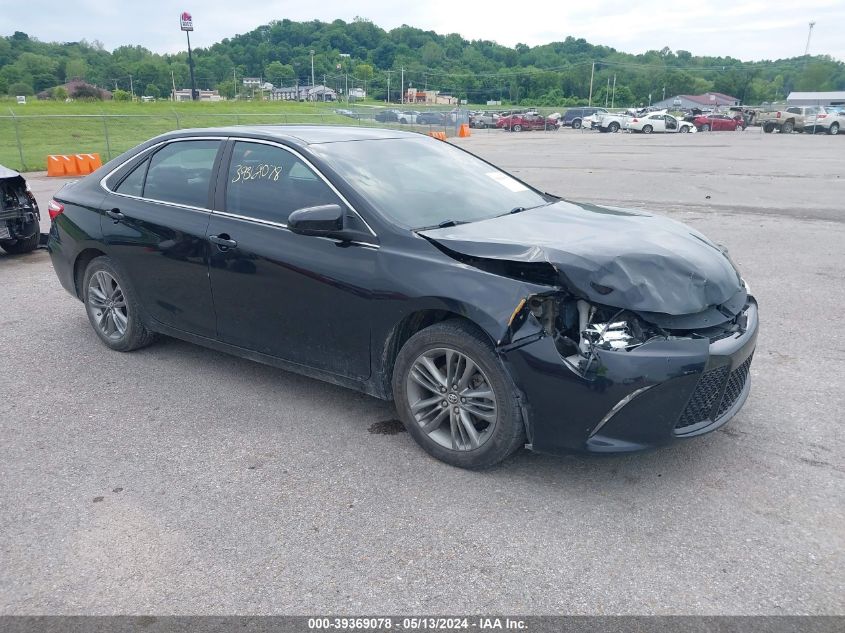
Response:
87,270,128,340
406,347,498,451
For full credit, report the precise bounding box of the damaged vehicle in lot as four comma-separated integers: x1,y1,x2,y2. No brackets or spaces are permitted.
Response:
0,165,41,254
47,126,758,469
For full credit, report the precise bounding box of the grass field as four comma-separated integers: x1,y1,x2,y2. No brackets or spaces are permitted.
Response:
0,99,383,171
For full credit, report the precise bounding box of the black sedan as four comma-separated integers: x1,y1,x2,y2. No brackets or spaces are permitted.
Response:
47,126,758,469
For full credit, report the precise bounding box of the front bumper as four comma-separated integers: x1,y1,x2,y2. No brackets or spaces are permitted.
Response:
501,298,759,455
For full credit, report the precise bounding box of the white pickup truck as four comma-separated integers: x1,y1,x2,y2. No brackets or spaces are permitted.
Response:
596,111,633,133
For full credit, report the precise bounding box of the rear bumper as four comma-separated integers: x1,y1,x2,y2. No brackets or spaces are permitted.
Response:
501,298,759,455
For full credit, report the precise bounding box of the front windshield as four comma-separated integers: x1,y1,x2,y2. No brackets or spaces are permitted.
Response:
310,137,551,229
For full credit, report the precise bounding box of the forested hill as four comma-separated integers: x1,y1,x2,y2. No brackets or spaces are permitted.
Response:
2,18,844,105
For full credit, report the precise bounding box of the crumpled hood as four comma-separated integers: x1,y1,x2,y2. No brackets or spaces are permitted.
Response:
419,200,743,316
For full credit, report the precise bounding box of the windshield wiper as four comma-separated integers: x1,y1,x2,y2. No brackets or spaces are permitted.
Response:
501,201,554,217
413,219,469,232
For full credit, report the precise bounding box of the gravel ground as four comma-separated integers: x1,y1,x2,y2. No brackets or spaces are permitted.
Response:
1,128,843,615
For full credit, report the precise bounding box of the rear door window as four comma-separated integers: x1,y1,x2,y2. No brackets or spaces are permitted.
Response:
143,140,220,208
224,141,341,225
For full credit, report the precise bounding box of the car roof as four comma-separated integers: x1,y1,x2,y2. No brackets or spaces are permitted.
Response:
159,125,420,146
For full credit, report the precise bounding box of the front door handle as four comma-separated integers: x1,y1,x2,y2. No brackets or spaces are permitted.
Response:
105,208,124,223
209,234,238,249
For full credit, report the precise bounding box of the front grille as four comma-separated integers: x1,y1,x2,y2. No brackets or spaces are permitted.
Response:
716,354,753,418
675,365,728,430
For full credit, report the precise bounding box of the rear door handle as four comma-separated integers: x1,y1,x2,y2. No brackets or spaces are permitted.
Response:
105,208,124,222
209,234,238,249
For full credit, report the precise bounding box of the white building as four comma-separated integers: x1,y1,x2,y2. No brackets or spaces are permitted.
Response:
171,89,222,102
787,91,845,107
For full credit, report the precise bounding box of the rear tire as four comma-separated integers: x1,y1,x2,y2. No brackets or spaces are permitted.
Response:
572,119,582,129
642,124,653,134
828,122,839,135
608,121,620,133
701,124,711,132
0,231,39,254
763,123,775,133
83,256,157,352
513,124,522,132
392,320,525,469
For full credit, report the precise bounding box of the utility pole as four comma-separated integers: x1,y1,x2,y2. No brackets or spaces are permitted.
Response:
171,71,176,101
605,77,610,108
400,67,404,105
129,74,134,101
310,50,315,95
323,74,326,101
804,21,816,55
385,70,391,103
611,74,616,109
588,61,595,107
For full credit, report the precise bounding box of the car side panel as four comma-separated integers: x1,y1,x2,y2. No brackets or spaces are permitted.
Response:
47,184,107,297
100,193,217,338
206,215,375,380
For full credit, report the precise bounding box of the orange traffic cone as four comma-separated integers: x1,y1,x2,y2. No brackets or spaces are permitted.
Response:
458,123,471,138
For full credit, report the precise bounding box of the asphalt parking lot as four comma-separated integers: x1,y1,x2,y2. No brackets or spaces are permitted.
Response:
1,129,843,615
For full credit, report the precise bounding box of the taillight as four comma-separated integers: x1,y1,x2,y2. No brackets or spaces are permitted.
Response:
47,199,64,221
632,118,639,122
776,111,781,118
818,114,827,119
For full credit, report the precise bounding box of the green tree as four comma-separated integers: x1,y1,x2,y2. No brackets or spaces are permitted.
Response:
52,86,68,100
9,81,33,96
112,88,130,101
144,83,160,98
265,61,294,85
64,58,88,80
217,79,237,99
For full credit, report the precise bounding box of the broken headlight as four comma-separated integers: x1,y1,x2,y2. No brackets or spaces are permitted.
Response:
583,320,641,351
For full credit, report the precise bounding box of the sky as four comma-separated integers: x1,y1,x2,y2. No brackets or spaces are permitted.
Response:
9,0,845,62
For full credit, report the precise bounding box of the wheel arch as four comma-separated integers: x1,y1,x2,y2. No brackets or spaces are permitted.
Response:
377,307,498,400
73,247,108,300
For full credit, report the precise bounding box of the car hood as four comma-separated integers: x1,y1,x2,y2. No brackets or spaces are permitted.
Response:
419,200,743,316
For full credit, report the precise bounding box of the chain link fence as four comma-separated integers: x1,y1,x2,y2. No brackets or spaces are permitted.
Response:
0,106,487,172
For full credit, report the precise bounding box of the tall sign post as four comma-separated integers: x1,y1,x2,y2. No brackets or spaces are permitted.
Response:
180,11,198,101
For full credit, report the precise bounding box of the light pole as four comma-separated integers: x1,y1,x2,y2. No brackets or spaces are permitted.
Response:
310,50,315,96
804,21,816,55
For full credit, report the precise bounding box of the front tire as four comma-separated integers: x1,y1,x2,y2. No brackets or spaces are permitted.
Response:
572,119,582,129
392,320,525,469
763,123,775,133
782,121,794,134
701,123,711,132
512,124,522,132
0,231,39,254
83,256,157,352
608,122,620,133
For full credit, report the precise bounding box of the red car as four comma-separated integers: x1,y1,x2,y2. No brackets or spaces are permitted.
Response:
693,114,745,132
496,113,554,131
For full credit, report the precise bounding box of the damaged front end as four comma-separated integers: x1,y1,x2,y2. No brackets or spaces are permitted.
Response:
419,200,759,454
0,166,41,246
497,287,757,454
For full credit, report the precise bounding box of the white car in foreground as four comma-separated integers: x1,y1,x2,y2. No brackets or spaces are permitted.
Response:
627,111,696,134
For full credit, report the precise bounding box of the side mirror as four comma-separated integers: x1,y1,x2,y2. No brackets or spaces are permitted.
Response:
288,204,345,238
